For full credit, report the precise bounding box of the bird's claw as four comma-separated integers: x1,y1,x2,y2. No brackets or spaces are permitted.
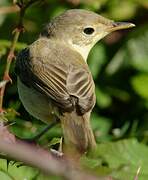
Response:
50,148,63,157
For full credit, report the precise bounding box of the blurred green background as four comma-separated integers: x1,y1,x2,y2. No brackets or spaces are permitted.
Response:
0,0,148,179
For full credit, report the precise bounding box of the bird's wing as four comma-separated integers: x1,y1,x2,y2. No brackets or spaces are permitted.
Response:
16,46,95,114
66,64,95,114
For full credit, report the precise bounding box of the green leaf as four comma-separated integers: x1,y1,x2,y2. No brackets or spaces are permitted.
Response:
82,0,108,11
106,87,130,102
131,73,148,99
81,155,102,169
0,170,13,180
95,86,112,108
0,47,7,57
48,137,61,147
128,30,148,72
135,0,148,8
106,25,148,74
91,113,112,142
88,43,106,79
51,7,68,18
0,159,38,180
88,139,148,180
108,1,137,20
0,40,27,51
105,49,125,75
0,159,62,180
0,0,9,26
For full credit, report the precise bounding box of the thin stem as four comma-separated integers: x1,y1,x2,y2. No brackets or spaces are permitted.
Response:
0,27,20,111
21,119,58,142
0,0,41,112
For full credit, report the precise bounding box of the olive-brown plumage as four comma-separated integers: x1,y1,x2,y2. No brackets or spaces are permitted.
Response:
16,9,135,153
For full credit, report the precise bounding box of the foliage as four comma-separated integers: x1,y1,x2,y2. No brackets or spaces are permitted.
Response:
0,0,148,179
82,139,148,180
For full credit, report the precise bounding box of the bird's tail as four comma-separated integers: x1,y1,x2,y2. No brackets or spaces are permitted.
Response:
60,111,96,154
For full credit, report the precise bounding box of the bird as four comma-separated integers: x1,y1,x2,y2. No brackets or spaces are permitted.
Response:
15,9,135,154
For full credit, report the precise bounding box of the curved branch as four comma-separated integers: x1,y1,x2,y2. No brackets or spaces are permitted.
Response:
0,139,110,180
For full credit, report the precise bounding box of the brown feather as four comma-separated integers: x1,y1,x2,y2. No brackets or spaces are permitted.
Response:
16,38,96,114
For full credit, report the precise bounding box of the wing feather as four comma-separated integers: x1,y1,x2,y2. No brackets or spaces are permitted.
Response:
16,43,95,114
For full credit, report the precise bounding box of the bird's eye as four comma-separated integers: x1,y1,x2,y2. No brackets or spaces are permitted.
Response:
83,27,95,35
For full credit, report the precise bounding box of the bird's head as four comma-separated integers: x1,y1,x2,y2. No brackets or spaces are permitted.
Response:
41,9,135,60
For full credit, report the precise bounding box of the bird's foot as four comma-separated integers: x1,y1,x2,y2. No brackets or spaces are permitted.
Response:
50,148,63,158
49,137,63,158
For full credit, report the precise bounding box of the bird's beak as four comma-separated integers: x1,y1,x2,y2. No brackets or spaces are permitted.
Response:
106,22,135,32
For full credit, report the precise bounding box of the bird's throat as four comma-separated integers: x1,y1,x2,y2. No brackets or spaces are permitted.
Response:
68,31,109,62
68,41,92,61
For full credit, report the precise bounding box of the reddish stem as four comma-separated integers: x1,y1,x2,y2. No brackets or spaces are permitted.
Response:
0,0,40,113
0,28,21,110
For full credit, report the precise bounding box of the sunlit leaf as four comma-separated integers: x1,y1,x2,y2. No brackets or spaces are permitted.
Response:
87,139,148,180
95,86,112,108
0,40,27,50
88,44,106,79
105,25,148,74
131,73,148,99
48,137,61,147
108,1,137,20
0,159,38,180
91,113,112,142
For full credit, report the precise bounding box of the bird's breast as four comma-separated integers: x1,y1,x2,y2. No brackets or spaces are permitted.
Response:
17,77,56,123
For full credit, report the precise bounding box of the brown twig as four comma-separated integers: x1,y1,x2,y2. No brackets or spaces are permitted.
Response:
0,123,110,180
0,120,112,180
2,140,112,180
0,0,41,113
0,29,20,111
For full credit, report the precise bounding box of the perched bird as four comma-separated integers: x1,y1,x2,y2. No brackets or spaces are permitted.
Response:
15,9,135,154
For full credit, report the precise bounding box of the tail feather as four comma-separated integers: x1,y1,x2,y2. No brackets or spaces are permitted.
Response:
61,111,96,153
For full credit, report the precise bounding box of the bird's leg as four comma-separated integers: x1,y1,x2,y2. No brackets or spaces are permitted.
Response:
58,137,63,153
50,137,63,157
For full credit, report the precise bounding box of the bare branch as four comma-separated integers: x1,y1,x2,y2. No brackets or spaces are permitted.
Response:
0,139,109,180
0,122,112,180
